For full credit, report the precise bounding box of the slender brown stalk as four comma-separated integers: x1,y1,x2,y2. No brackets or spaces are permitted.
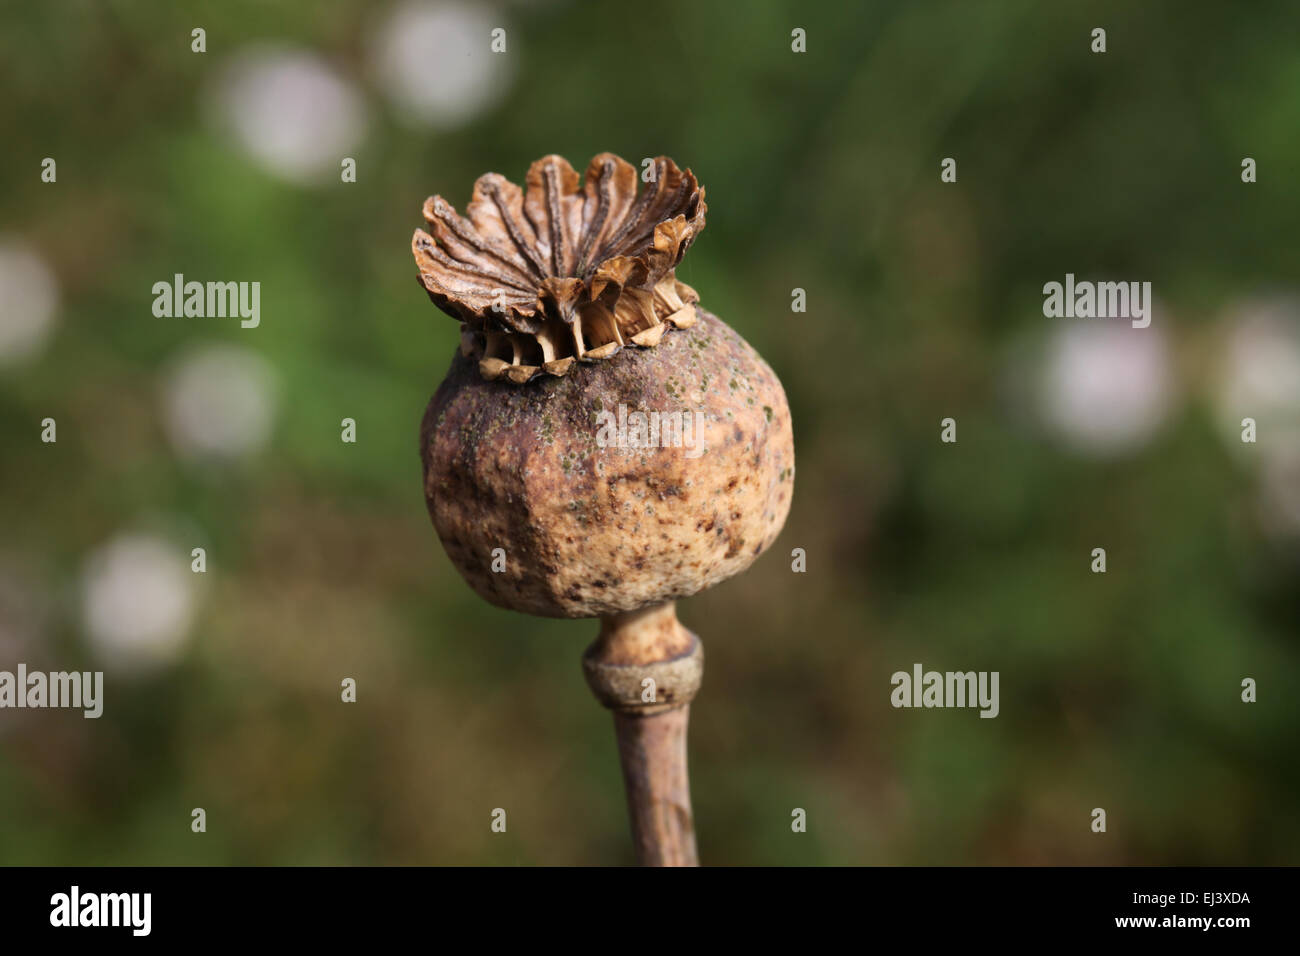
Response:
582,602,704,866
613,708,697,866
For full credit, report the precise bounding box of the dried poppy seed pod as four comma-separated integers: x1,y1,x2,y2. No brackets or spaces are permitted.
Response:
415,153,794,865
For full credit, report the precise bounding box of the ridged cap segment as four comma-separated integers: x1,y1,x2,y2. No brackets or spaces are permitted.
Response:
412,153,706,383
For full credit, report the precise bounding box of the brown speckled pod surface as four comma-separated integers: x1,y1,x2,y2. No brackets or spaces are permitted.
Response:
420,308,794,618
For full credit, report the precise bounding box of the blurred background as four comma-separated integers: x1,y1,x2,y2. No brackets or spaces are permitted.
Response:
1,0,1298,865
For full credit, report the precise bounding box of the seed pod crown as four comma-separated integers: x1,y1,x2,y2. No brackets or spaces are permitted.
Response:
412,153,707,384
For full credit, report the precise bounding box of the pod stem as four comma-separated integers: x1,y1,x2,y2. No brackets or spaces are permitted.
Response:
612,707,697,866
583,602,704,867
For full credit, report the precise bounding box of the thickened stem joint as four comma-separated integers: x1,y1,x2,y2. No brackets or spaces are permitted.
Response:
582,602,703,866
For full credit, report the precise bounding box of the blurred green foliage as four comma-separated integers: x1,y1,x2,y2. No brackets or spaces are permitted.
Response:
1,0,1298,865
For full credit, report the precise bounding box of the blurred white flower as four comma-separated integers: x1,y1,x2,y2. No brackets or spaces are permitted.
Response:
210,45,367,184
370,1,513,128
81,534,196,673
1212,297,1300,538
1212,297,1300,463
162,344,277,463
0,239,59,367
1038,321,1174,457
